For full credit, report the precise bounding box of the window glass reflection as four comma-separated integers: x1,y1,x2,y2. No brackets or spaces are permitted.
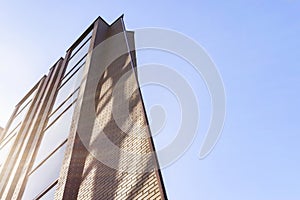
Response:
51,65,83,114
69,30,92,59
61,55,86,86
0,136,16,167
33,105,74,169
39,183,57,200
4,90,36,138
18,89,36,113
66,38,91,75
0,130,17,149
16,98,32,116
5,106,27,137
22,144,66,200
47,89,78,126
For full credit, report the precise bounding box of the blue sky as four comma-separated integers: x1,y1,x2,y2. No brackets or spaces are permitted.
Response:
0,1,300,199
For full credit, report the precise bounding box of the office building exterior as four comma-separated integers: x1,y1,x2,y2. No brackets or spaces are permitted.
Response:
0,127,3,138
0,16,167,200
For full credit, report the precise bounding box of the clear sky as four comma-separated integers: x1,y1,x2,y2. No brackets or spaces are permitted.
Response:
0,0,300,199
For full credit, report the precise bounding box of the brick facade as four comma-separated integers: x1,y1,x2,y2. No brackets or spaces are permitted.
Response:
0,16,167,200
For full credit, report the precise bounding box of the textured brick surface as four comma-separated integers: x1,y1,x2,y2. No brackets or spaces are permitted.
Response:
56,17,166,200
73,54,164,199
0,16,166,200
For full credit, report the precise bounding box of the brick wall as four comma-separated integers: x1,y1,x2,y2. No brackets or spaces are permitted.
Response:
55,17,167,200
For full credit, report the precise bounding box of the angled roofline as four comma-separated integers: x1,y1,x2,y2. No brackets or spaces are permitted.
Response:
67,15,125,52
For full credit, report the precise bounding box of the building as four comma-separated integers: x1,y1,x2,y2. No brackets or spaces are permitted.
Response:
0,127,3,137
0,16,167,200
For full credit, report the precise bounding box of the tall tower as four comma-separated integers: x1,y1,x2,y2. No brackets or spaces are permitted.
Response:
0,16,167,200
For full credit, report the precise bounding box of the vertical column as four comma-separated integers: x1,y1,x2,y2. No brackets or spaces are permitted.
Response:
56,16,167,200
12,59,66,199
0,76,47,199
55,16,110,199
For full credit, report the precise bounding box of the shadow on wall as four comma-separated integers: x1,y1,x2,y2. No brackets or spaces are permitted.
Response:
59,16,165,199
79,51,158,199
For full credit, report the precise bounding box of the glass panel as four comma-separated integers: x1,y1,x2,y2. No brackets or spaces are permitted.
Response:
5,107,26,137
66,37,91,75
33,105,74,169
0,135,16,167
61,55,86,85
16,98,32,116
47,89,78,126
0,129,17,148
16,87,36,117
22,144,66,200
51,65,83,114
69,30,92,58
4,90,36,138
39,183,57,200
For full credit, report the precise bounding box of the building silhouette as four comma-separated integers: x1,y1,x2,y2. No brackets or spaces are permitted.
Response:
0,16,167,200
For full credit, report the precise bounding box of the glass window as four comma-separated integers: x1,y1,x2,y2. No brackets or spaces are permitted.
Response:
33,104,74,169
0,135,17,167
49,31,90,117
4,90,36,138
22,144,66,200
5,107,26,137
51,65,83,115
38,182,57,200
0,130,17,149
66,37,91,75
16,98,32,116
69,30,92,59
21,30,93,200
61,56,86,86
47,89,78,126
